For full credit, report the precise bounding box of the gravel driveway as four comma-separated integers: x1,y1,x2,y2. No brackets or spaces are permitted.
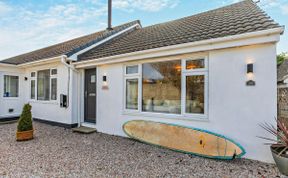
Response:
0,122,283,178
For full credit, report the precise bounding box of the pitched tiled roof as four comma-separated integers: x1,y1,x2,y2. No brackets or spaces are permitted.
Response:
79,0,281,61
0,20,140,65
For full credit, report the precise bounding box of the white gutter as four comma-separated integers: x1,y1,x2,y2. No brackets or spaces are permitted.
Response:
0,63,18,67
74,27,284,67
69,23,141,60
61,55,78,73
18,56,62,68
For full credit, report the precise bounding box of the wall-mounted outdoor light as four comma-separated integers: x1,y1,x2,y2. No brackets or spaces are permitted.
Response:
102,73,109,90
246,63,255,86
103,75,107,82
24,77,28,81
247,63,253,74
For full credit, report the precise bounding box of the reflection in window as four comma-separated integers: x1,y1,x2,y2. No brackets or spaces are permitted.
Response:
51,78,57,100
37,69,50,100
31,80,35,99
4,75,19,97
186,59,205,70
51,69,57,75
142,60,181,114
126,79,138,110
186,75,205,114
126,65,138,74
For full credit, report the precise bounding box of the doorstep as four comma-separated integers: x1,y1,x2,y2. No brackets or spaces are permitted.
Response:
72,126,97,134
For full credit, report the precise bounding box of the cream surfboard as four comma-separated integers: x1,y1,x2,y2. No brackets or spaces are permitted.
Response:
123,120,245,159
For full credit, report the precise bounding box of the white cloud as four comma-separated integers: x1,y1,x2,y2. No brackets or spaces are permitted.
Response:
113,0,179,12
224,0,288,15
0,2,108,59
0,1,12,16
0,0,181,59
281,4,288,14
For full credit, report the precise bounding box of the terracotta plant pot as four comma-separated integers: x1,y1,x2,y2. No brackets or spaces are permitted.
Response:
16,130,34,141
271,145,288,176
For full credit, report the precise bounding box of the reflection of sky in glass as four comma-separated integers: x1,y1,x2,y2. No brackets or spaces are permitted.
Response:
143,64,164,80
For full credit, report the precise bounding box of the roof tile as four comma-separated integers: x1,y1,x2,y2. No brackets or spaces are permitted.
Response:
79,0,281,61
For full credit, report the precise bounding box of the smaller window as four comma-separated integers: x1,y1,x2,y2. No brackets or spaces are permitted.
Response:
126,78,138,110
126,65,138,74
4,75,19,97
90,75,96,84
31,72,36,77
51,78,57,100
185,75,205,114
51,69,57,75
186,59,205,70
31,80,35,99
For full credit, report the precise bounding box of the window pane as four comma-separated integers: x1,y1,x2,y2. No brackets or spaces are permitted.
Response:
126,79,138,110
37,70,50,100
31,80,35,99
51,69,57,75
3,75,19,97
31,72,35,77
186,59,205,70
126,65,138,74
51,78,57,100
186,75,205,114
142,60,181,114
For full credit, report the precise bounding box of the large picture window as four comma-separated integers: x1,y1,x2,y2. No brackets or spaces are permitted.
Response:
142,60,181,114
3,75,19,97
33,68,57,101
124,57,208,119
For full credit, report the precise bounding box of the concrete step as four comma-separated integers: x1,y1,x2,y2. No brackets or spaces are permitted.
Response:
72,126,97,134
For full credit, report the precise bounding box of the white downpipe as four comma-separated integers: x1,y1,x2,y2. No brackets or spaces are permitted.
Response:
60,56,81,127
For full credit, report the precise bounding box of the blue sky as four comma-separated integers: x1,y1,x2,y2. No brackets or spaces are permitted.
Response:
0,0,287,59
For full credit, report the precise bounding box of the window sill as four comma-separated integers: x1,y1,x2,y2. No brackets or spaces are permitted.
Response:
123,111,209,122
29,100,58,105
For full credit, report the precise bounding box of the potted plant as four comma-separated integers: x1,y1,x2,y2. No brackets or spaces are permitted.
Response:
259,118,288,176
16,103,34,141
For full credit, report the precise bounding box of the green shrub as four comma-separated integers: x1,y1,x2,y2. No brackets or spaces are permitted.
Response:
17,104,33,132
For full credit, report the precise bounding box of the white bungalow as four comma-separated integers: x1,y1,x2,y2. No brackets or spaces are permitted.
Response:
0,0,284,163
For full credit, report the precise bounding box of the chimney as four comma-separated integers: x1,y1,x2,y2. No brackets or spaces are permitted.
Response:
107,0,113,30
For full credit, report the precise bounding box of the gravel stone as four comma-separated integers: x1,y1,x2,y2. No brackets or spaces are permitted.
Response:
0,122,284,178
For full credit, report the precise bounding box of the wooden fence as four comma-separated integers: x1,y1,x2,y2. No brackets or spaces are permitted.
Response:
278,87,288,126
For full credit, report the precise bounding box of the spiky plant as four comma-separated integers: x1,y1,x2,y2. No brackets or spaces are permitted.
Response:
17,104,33,132
258,118,288,156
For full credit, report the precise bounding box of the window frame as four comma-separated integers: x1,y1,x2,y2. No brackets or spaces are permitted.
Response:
29,68,58,102
123,56,208,120
123,64,141,113
3,75,19,98
50,68,57,101
30,72,36,100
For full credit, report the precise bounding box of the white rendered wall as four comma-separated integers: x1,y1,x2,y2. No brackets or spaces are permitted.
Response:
23,61,75,124
0,66,25,118
95,43,277,163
